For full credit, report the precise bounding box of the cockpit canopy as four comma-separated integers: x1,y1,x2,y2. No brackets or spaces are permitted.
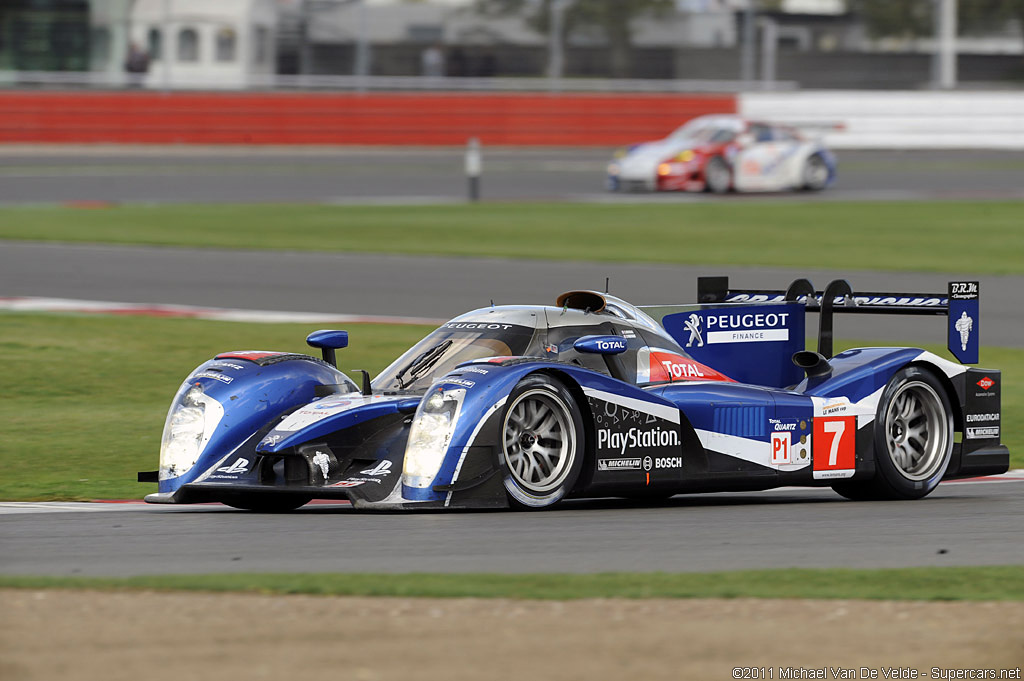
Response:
371,292,691,393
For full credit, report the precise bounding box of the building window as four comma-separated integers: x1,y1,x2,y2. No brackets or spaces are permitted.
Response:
148,27,161,60
178,27,199,62
254,26,268,64
215,26,236,62
90,27,110,66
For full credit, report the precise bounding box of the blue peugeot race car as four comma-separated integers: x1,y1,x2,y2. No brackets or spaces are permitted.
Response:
139,277,1008,511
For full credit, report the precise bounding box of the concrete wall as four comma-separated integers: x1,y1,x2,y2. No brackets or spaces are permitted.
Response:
0,91,734,145
740,91,1024,148
2,89,1022,148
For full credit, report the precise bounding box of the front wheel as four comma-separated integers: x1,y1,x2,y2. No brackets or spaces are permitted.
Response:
801,153,830,191
833,366,953,501
704,156,733,194
500,374,585,509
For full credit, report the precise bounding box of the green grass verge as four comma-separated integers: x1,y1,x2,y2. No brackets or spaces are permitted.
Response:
1,201,1022,274
0,312,431,501
0,312,1019,501
1,566,1022,601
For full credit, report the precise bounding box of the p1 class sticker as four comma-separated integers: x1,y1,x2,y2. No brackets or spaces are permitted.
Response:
812,416,855,479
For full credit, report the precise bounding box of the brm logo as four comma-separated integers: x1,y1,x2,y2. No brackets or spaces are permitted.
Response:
597,427,681,456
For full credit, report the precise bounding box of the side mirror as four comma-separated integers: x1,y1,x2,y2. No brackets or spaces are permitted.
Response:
573,335,627,355
306,329,349,368
574,335,629,382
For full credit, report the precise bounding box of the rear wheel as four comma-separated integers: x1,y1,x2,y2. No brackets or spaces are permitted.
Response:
221,494,312,512
501,375,584,509
704,156,733,194
832,366,953,501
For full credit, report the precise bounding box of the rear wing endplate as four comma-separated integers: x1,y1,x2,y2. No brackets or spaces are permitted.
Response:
697,276,980,364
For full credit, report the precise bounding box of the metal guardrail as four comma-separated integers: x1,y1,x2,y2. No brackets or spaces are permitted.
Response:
0,70,800,93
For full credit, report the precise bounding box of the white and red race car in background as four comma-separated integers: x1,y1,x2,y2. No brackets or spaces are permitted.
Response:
607,114,836,194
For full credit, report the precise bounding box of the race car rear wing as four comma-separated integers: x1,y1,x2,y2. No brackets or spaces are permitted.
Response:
696,276,980,364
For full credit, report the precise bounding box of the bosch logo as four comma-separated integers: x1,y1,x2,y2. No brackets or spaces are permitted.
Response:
643,456,652,471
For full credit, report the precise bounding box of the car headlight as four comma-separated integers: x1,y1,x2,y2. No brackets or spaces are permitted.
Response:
402,386,466,489
159,382,225,481
607,162,620,176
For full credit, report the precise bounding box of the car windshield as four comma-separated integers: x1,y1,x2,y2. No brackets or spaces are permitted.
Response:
668,119,707,140
373,323,537,392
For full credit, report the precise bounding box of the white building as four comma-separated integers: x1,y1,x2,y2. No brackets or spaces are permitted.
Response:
130,0,277,89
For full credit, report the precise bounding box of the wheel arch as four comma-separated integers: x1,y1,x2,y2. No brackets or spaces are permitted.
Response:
523,367,597,495
901,360,964,433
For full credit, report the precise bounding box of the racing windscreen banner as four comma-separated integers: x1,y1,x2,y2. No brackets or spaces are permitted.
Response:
948,281,980,365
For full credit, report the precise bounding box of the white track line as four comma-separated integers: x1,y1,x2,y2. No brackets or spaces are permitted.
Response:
0,296,443,326
3,472,1020,515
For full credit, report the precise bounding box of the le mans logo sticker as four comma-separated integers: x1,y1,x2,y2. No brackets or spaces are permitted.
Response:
812,416,856,479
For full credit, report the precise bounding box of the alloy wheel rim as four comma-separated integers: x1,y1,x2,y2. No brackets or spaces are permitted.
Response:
884,381,948,481
707,162,729,190
805,159,828,188
502,389,573,493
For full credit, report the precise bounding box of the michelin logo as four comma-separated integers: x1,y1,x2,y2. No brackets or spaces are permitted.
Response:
597,427,680,456
954,311,974,352
598,458,642,471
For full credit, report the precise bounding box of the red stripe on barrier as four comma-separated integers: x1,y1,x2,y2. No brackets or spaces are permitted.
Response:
0,91,736,146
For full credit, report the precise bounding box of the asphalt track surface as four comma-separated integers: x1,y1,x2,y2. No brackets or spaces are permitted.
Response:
2,146,1021,578
0,147,1023,204
2,241,1022,347
1,477,1022,576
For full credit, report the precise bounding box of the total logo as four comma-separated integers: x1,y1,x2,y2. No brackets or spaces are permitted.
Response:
595,339,627,352
644,350,732,384
660,359,706,380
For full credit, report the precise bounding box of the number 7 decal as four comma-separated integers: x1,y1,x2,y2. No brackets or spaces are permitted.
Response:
813,416,856,479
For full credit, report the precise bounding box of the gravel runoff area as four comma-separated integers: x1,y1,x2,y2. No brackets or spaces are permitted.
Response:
2,589,1021,681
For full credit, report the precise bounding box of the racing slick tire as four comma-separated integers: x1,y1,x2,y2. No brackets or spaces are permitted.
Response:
500,374,585,510
704,156,733,194
832,366,953,501
221,494,312,512
801,154,830,191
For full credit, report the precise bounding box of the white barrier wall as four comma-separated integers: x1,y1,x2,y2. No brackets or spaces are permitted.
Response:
740,91,1024,149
